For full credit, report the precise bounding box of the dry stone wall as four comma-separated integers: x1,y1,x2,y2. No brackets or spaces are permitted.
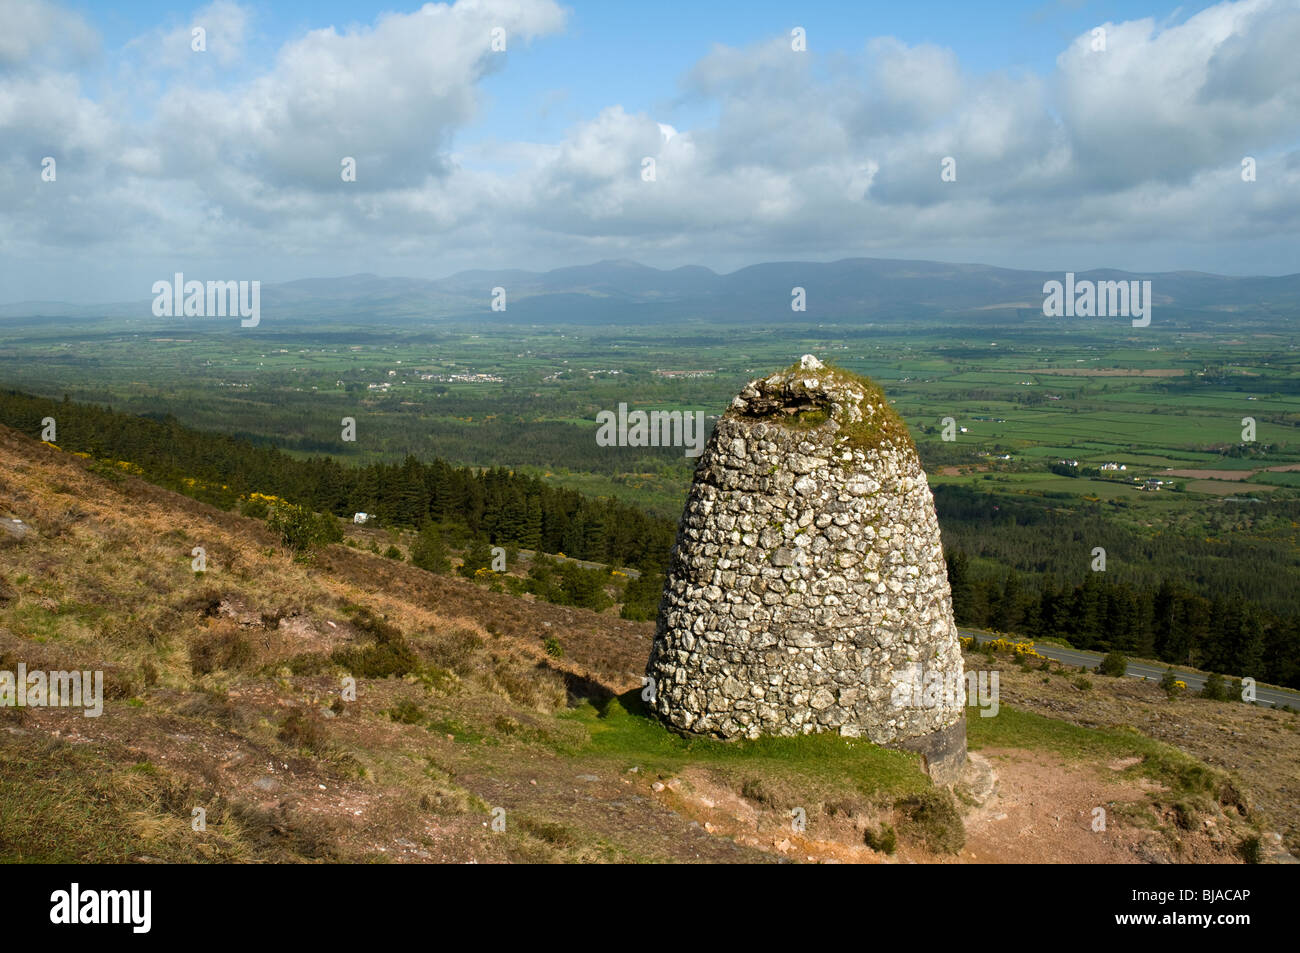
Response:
646,355,966,782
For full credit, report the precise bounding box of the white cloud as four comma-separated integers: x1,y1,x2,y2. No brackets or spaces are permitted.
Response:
141,0,251,69
1056,0,1300,187
0,0,98,68
0,0,1298,301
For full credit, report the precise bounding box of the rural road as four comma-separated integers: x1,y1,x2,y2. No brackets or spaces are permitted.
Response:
961,628,1300,710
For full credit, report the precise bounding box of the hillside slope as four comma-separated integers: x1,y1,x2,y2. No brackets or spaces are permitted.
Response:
0,425,1283,863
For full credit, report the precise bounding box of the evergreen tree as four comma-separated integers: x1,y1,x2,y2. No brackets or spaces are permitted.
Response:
458,537,494,580
991,572,1023,632
521,497,543,551
410,522,451,575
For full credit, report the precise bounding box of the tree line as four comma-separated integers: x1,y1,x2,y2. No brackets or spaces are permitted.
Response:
947,552,1300,689
0,390,674,575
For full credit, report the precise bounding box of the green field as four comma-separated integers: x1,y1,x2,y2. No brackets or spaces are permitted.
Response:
4,309,1298,684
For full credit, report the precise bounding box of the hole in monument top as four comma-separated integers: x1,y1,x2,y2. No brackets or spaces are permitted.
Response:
742,389,833,421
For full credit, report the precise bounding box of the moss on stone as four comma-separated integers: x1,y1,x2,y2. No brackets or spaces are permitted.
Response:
734,357,916,455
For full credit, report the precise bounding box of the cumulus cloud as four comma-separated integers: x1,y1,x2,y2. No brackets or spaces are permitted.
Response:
136,0,251,69
149,0,567,194
0,0,98,69
1055,0,1300,188
0,0,1297,301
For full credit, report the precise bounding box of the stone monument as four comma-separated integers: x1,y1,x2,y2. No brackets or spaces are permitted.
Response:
645,356,966,782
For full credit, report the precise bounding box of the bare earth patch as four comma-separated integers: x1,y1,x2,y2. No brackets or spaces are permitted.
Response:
961,748,1157,864
984,655,1300,856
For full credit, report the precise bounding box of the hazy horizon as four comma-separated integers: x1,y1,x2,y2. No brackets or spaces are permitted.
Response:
5,251,1300,309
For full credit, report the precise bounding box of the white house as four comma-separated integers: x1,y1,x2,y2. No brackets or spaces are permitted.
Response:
353,512,371,524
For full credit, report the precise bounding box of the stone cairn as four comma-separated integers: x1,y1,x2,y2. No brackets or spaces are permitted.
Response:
646,355,966,782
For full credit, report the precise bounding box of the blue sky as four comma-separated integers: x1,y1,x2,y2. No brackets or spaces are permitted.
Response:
72,0,1226,142
2,0,1297,301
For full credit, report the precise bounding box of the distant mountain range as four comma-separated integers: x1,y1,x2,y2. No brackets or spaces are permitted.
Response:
4,257,1298,328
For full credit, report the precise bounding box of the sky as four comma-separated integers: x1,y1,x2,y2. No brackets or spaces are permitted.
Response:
2,0,1298,303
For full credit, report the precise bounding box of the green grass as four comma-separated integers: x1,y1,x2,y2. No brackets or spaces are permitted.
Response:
967,702,1246,806
1250,470,1300,487
565,691,933,798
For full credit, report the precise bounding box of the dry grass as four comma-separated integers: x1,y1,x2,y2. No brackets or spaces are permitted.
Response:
0,424,1282,864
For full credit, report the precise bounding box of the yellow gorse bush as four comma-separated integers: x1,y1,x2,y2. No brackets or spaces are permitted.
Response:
173,473,229,492
964,635,1043,658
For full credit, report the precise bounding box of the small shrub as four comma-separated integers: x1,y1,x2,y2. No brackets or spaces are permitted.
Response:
494,715,522,735
387,699,424,724
519,817,575,847
190,629,255,675
424,628,484,675
282,652,333,676
543,636,563,659
331,640,417,679
1201,673,1229,701
1171,801,1197,831
278,708,327,752
410,523,451,574
1159,668,1186,697
1073,676,1093,691
1098,651,1128,677
863,823,897,855
458,539,495,580
823,796,866,818
331,609,418,677
1237,835,1262,864
619,570,664,621
267,502,341,559
894,790,965,854
240,497,270,519
349,608,404,644
740,777,778,808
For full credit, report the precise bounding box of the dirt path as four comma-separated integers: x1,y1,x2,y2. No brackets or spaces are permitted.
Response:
959,749,1155,863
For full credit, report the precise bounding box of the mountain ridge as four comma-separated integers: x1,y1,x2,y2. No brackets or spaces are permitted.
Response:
4,256,1298,326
